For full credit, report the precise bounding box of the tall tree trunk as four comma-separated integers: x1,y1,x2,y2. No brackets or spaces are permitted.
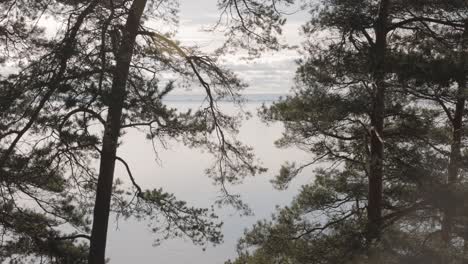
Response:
87,1,147,263
367,0,390,243
456,20,468,264
441,36,466,243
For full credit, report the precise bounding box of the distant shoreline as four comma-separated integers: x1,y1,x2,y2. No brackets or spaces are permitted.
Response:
162,93,288,103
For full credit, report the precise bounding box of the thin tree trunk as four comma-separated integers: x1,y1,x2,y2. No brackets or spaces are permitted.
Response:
367,0,390,243
440,21,467,255
87,1,147,263
441,72,465,244
456,20,468,264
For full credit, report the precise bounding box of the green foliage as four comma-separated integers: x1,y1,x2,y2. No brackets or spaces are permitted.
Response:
0,0,291,261
230,0,468,263
0,202,89,263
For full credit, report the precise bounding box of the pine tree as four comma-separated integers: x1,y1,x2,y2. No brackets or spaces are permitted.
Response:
0,0,292,262
229,1,468,263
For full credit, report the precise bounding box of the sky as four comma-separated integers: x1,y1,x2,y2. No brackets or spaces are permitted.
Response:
172,0,308,95
1,0,308,94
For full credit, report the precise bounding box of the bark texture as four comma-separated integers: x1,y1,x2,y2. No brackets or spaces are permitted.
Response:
367,0,390,243
87,1,147,263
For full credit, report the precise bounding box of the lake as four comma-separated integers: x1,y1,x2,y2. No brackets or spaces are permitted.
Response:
106,97,314,263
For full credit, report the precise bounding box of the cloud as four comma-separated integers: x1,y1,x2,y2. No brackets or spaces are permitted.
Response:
173,0,306,94
219,50,299,93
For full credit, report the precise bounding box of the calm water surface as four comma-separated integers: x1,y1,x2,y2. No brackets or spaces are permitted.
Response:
106,100,314,263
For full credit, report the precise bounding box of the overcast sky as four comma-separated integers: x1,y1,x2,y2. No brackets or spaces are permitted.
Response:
2,0,307,94
173,0,308,95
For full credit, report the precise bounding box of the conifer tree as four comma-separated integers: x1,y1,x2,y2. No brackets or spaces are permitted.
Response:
229,1,468,263
0,0,292,262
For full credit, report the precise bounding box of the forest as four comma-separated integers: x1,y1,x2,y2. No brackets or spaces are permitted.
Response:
0,0,467,263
